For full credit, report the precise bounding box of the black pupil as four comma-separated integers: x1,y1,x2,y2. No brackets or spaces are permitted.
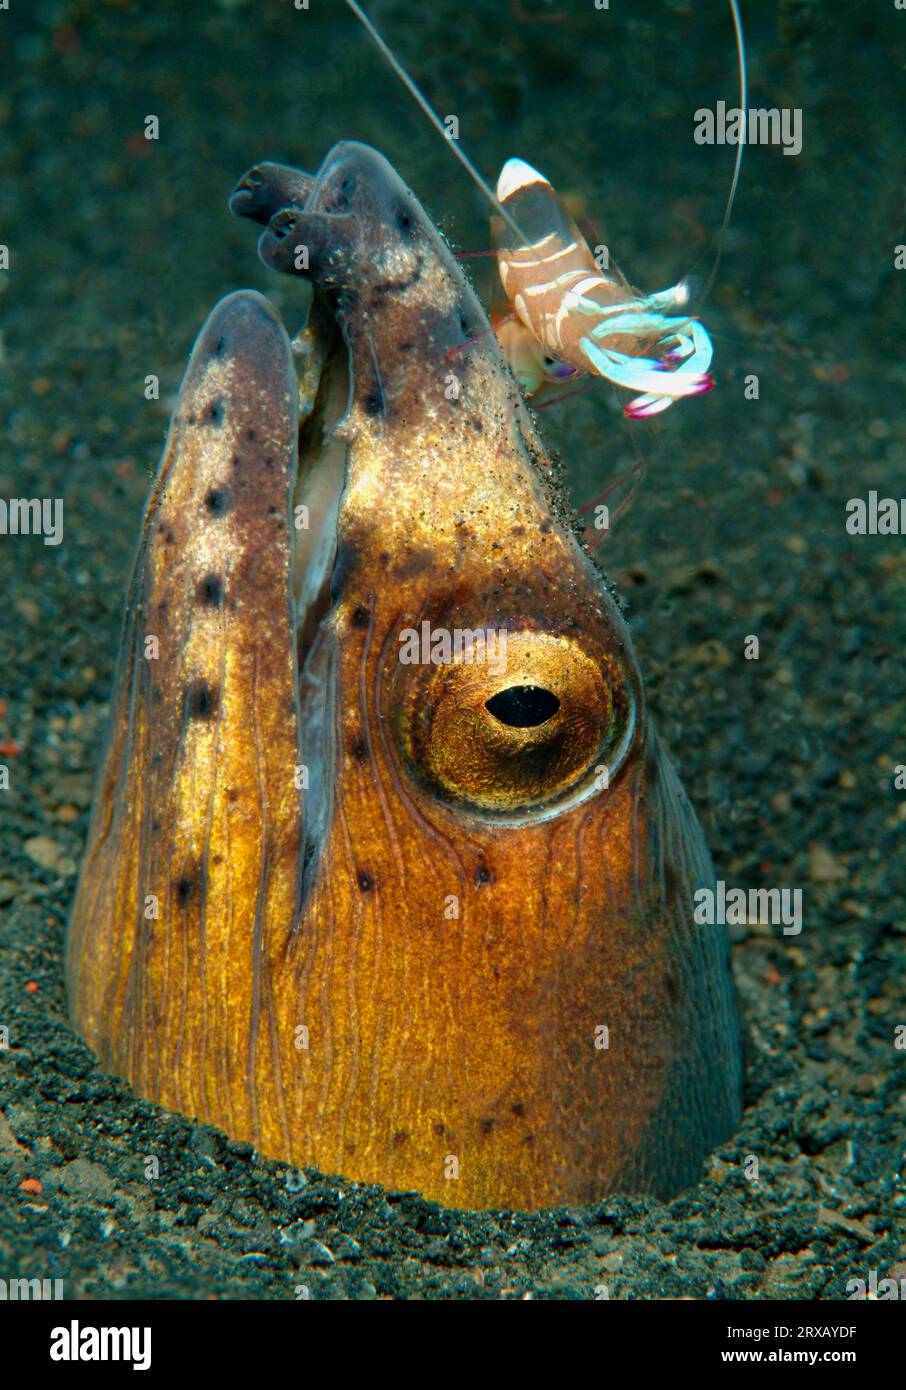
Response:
485,685,560,728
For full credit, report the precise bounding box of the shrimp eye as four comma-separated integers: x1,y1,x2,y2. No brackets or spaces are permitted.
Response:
388,629,635,817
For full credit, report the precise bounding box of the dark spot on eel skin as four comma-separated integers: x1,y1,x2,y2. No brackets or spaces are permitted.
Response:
185,679,217,720
357,871,373,893
393,548,434,581
205,488,229,515
198,574,223,607
350,605,369,629
226,787,239,803
511,1102,526,1118
392,1129,409,1148
364,390,384,417
175,877,193,906
245,427,256,441
213,336,227,358
349,736,368,763
480,1118,494,1136
207,399,224,425
395,202,414,237
475,865,493,886
433,1122,446,1137
329,540,358,602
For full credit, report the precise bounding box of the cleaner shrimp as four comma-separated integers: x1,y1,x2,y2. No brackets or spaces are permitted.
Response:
344,0,746,514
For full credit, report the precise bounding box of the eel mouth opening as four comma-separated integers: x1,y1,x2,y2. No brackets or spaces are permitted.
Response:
288,300,349,875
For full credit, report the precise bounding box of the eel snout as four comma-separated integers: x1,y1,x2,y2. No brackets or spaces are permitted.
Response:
233,141,505,425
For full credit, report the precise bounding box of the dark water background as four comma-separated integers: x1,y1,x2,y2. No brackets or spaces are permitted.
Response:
0,0,904,1299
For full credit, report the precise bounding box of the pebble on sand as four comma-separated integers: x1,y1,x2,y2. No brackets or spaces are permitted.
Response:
808,843,847,882
24,836,66,869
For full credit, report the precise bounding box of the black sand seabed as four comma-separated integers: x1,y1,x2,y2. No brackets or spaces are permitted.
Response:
0,1,904,1299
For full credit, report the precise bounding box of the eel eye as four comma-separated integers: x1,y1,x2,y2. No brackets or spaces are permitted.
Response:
390,629,634,817
485,685,560,727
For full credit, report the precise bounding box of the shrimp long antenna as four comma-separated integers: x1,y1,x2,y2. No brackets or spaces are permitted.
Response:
701,0,747,301
343,0,529,248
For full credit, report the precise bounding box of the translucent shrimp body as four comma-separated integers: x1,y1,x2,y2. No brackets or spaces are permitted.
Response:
494,159,715,418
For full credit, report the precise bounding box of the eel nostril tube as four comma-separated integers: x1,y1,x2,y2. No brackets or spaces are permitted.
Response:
269,210,297,238
229,162,314,224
